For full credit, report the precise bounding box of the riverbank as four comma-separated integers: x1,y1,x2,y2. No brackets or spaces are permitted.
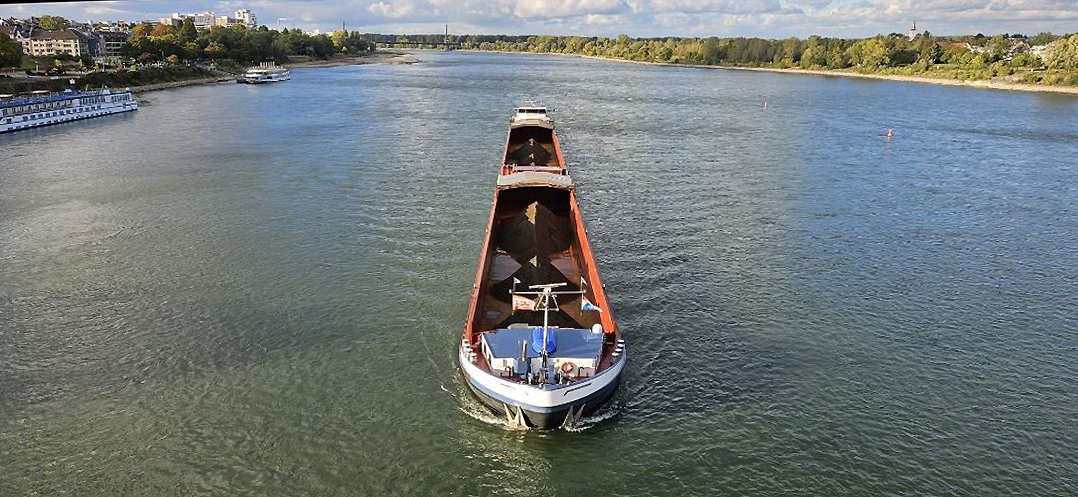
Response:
131,76,236,94
284,51,418,68
675,63,1078,95
1,52,418,96
464,49,1078,96
0,66,224,95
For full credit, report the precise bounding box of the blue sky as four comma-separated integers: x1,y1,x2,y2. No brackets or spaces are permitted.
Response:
3,0,1077,38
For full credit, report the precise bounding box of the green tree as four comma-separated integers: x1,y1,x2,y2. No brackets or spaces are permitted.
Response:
1029,32,1058,46
1008,52,1040,68
204,41,226,59
179,18,197,43
918,41,941,65
700,37,722,63
183,42,201,59
39,15,71,31
131,23,151,40
987,34,1011,61
0,32,22,68
331,30,348,52
1044,35,1078,70
800,35,826,68
847,38,891,69
150,23,174,37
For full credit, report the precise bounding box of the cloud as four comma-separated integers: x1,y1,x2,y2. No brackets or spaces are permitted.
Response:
1,0,1077,37
644,0,783,14
368,0,420,19
83,4,130,16
584,13,628,24
512,0,628,19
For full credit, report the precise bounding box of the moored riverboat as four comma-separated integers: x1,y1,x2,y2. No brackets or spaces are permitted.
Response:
460,106,625,429
240,62,290,84
0,88,137,134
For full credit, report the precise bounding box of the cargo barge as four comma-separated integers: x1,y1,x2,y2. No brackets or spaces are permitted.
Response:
459,106,625,429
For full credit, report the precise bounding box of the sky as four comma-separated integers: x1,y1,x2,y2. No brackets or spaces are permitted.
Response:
2,0,1077,38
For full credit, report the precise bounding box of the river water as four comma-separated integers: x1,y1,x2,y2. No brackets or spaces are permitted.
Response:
2,51,1077,496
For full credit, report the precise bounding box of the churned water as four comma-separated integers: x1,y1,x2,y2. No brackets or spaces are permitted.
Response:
2,51,1077,496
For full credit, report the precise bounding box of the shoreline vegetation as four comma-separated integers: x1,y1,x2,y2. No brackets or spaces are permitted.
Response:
0,51,415,95
470,50,1078,95
128,51,417,92
1,20,405,94
389,31,1078,95
6,15,1077,96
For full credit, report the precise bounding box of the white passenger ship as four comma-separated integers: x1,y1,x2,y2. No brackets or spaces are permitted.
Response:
242,62,290,84
1,88,137,134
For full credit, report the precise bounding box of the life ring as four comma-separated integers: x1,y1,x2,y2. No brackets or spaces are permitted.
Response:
559,362,575,375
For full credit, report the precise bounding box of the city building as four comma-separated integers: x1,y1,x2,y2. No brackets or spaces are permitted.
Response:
189,11,216,29
163,11,217,29
161,10,254,29
2,24,32,47
95,31,127,58
22,29,96,57
234,9,257,28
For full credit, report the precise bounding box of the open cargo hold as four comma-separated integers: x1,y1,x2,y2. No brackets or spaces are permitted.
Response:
459,107,625,429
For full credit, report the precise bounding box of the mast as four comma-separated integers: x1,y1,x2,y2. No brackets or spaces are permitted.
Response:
541,286,550,379
515,282,582,384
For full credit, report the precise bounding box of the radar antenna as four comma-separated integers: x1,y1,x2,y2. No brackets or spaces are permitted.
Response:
511,282,586,383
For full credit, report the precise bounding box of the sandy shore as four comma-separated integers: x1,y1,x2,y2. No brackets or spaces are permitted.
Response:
686,64,1078,95
284,51,418,68
464,49,1078,96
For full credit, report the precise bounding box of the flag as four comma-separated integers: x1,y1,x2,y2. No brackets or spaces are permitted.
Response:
513,294,537,311
580,276,588,288
581,296,602,312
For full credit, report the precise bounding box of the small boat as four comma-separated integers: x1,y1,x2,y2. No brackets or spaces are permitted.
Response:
459,106,625,429
240,62,290,84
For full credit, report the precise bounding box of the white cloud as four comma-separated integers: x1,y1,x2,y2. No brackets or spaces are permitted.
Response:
83,3,130,16
513,0,627,19
645,0,783,14
584,13,628,24
1,0,1077,37
368,0,420,19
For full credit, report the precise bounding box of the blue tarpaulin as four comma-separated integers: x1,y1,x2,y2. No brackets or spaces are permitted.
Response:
482,327,600,359
530,327,557,354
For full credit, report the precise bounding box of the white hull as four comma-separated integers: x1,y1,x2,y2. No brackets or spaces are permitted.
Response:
2,92,137,134
459,345,625,428
243,67,291,84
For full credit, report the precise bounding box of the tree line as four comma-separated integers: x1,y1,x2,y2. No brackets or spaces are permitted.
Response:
124,19,374,63
438,32,1078,85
